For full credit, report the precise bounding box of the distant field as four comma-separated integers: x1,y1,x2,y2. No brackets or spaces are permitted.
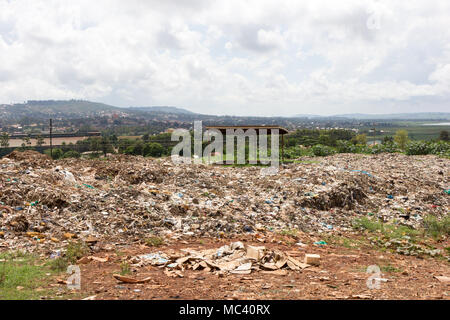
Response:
363,122,450,141
8,136,89,147
118,135,141,139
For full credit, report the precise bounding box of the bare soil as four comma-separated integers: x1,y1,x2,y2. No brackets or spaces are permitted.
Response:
52,234,449,300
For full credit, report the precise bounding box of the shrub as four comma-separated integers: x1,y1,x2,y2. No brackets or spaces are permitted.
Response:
428,141,450,156
44,148,64,159
405,141,430,155
423,215,450,239
65,241,89,264
284,146,313,159
369,142,400,154
353,134,367,145
62,150,81,159
336,140,357,153
312,144,336,156
143,142,164,157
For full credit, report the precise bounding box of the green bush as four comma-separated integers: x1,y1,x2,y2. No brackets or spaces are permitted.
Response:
124,145,135,155
284,146,313,159
428,141,450,156
62,150,81,159
405,141,450,156
368,142,400,154
143,142,164,157
312,144,336,156
44,148,64,159
336,140,357,153
405,141,430,155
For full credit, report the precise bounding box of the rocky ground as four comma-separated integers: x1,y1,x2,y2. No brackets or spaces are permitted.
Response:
0,151,448,300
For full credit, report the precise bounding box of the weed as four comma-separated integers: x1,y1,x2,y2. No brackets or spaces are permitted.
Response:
120,262,131,275
65,241,89,264
352,217,419,240
278,228,299,237
48,257,69,272
380,264,402,273
144,236,165,247
423,215,450,239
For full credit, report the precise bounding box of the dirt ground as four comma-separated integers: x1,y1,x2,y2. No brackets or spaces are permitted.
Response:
49,233,449,300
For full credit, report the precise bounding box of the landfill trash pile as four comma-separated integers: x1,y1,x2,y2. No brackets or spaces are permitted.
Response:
0,150,448,254
124,241,311,279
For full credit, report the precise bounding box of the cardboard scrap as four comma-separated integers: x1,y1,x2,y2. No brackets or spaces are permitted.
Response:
113,274,152,284
77,255,109,264
434,275,450,283
246,245,265,260
164,270,184,278
129,241,312,276
230,262,252,274
304,254,320,266
90,256,108,263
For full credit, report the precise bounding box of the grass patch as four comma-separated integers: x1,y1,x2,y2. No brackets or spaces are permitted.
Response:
144,236,165,247
0,249,90,300
352,217,419,240
278,228,299,237
423,215,450,239
47,241,89,272
380,264,403,273
352,217,445,257
321,235,367,249
352,264,403,274
47,257,69,272
0,251,56,300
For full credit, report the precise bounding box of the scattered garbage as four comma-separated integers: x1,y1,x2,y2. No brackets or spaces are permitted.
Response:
0,151,448,255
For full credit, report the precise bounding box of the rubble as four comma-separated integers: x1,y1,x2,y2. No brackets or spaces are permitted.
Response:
129,242,311,276
0,151,448,256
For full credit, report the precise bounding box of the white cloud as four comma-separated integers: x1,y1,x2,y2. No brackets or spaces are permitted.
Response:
0,0,450,115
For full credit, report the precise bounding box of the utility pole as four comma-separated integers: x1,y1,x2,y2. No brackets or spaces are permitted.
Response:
50,118,53,158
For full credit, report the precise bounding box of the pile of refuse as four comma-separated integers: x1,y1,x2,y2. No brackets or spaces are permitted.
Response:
0,150,448,253
127,241,314,278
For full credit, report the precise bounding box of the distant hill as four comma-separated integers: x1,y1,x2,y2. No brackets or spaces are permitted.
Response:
294,112,450,120
23,100,120,113
292,114,324,119
1,100,449,121
0,100,196,120
337,112,450,120
0,100,122,120
128,106,195,114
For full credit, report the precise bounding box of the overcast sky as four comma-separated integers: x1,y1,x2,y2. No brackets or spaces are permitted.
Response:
1,0,449,116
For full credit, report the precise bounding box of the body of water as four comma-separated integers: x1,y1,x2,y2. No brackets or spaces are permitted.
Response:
421,122,450,126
